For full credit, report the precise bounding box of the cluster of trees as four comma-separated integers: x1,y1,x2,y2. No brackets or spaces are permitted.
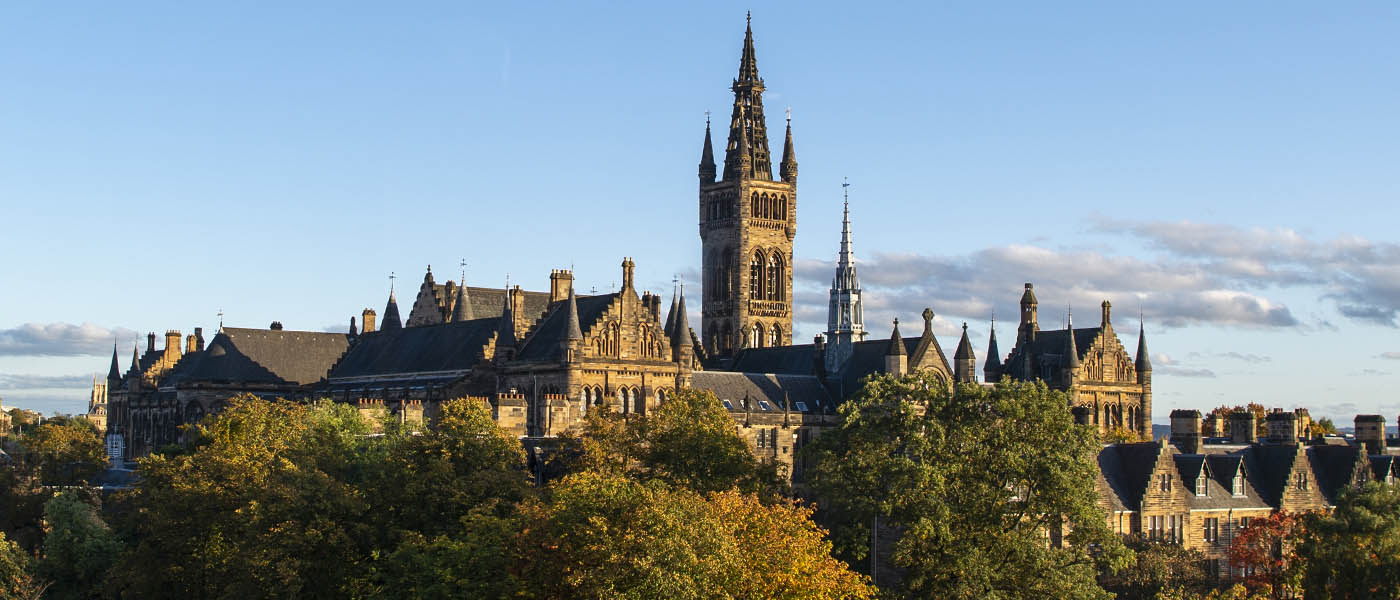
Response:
2,376,1398,599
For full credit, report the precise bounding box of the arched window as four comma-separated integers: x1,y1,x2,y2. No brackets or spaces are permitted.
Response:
753,323,764,348
766,254,781,300
769,324,782,347
750,251,764,298
751,192,760,217
721,248,734,298
633,388,645,413
619,388,630,413
761,193,770,219
779,194,787,219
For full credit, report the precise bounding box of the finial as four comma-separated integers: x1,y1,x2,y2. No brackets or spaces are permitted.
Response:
389,271,396,293
785,106,791,124
459,259,467,285
217,308,224,330
427,264,431,274
747,10,751,26
705,110,711,126
893,318,899,327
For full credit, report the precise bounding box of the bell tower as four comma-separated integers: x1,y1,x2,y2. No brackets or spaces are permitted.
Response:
699,13,797,358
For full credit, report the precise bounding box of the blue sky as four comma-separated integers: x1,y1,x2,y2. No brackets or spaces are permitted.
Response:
2,2,1398,421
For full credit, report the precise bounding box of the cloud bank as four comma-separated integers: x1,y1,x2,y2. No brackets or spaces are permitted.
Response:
0,323,138,357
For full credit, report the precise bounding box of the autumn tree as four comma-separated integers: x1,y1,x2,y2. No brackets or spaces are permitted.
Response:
807,375,1130,599
0,531,43,600
513,470,873,600
558,389,785,498
1227,511,1303,598
16,417,105,486
1295,482,1400,599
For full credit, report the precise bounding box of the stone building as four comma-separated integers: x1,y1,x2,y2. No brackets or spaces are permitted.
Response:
990,285,1153,438
86,375,108,432
1099,409,1400,581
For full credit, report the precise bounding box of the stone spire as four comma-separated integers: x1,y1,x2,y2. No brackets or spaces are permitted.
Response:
983,318,1002,380
886,320,905,357
128,344,140,374
452,284,473,322
671,285,694,365
722,13,772,181
780,111,797,183
954,323,974,360
825,179,865,374
954,322,976,384
1065,311,1080,371
884,319,907,377
1136,319,1152,373
494,288,516,361
664,282,680,338
107,342,122,382
564,288,583,341
381,288,403,332
699,114,717,184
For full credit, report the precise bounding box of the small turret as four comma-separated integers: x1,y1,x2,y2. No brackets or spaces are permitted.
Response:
1135,320,1152,378
954,322,976,384
128,344,140,374
699,116,717,184
664,285,680,338
983,319,1001,382
494,288,516,362
1019,283,1038,343
671,286,694,367
452,284,473,322
107,342,122,383
780,113,797,183
1064,312,1080,380
381,289,403,332
884,319,907,377
562,288,583,363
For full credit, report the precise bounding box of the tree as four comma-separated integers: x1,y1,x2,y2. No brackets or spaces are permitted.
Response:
513,470,873,600
808,375,1130,599
1312,417,1339,436
18,418,105,486
1100,539,1209,600
1153,584,1271,600
1227,511,1302,598
1295,482,1400,599
0,531,44,600
35,491,122,600
557,389,785,498
1208,404,1268,437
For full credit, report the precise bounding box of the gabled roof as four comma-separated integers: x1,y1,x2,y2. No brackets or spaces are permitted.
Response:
728,344,818,375
1243,444,1302,507
1097,442,1162,510
329,318,496,378
437,285,553,323
1371,455,1397,482
832,337,921,399
516,294,616,361
166,328,350,386
1311,444,1365,504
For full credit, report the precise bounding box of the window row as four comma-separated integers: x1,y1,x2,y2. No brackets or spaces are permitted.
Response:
748,250,786,301
750,191,788,220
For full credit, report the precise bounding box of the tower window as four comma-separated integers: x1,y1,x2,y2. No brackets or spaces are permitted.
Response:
750,251,764,299
769,324,782,347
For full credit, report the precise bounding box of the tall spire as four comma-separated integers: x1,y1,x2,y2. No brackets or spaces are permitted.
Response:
722,13,772,181
107,341,122,382
672,285,693,354
1136,319,1152,372
495,288,517,357
129,343,140,374
699,113,717,184
1065,311,1080,370
780,109,797,183
664,281,680,338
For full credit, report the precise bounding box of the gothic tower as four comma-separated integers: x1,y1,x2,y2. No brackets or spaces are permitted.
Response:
700,13,797,358
825,182,864,373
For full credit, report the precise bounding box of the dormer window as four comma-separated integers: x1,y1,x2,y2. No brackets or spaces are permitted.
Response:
757,400,771,411
1232,474,1245,497
1196,475,1208,497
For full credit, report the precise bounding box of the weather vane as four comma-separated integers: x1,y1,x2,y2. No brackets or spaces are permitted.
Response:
459,259,467,285
389,271,396,293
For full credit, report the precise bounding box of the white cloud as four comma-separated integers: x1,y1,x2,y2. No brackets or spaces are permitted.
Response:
0,323,138,357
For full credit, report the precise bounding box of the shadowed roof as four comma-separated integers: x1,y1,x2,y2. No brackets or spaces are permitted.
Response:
166,328,350,385
516,294,617,361
329,318,497,378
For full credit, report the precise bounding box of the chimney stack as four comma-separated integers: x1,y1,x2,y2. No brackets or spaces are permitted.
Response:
362,309,377,334
1355,415,1386,455
1170,409,1203,453
194,327,205,352
1230,410,1257,444
1265,409,1298,445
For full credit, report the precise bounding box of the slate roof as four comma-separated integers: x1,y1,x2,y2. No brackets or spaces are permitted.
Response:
1242,444,1302,507
329,318,498,378
1097,442,1162,510
1371,455,1398,482
516,294,617,361
831,337,921,399
165,328,350,386
690,372,831,413
728,344,819,376
1311,444,1364,503
435,285,553,324
1005,327,1100,372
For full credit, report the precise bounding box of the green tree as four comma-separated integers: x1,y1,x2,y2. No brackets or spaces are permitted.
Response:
1101,539,1208,599
18,418,105,486
1154,584,1271,600
808,375,1130,599
1295,482,1400,599
514,471,873,600
1312,417,1338,436
35,491,122,600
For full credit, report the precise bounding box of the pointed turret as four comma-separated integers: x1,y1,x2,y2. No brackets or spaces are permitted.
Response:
664,285,679,337
452,284,473,322
954,323,976,384
564,289,583,341
128,344,140,374
381,289,403,332
1136,320,1152,374
107,342,122,382
1018,283,1039,344
983,319,1002,382
884,319,907,376
722,13,772,181
699,116,717,184
780,114,797,183
1065,312,1080,372
671,286,694,366
494,288,516,361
